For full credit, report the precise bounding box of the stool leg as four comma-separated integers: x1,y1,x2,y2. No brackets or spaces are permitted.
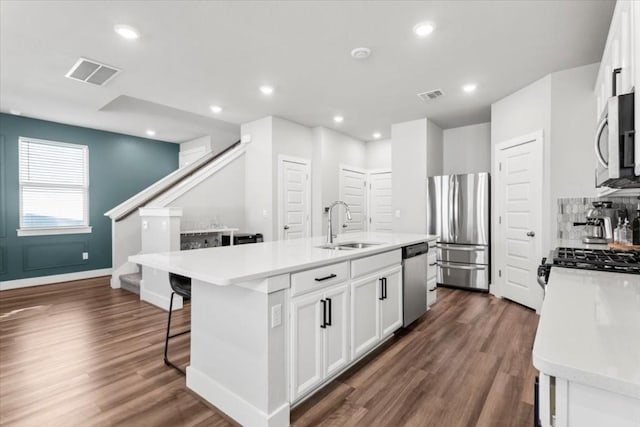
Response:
163,292,175,368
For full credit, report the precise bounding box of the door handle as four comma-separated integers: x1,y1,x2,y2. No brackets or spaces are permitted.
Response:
342,223,348,228
526,231,535,237
283,225,290,230
438,262,487,271
325,297,332,326
320,299,327,328
383,277,387,300
595,116,608,168
378,278,385,301
315,273,337,282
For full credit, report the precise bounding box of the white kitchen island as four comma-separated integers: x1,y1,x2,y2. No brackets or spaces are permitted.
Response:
130,232,437,427
533,267,640,427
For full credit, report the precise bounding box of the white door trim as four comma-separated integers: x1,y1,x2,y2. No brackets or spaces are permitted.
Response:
278,155,311,240
493,130,544,310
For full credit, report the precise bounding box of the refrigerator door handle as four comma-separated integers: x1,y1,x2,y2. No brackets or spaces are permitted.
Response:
437,244,487,251
448,175,455,241
438,262,488,270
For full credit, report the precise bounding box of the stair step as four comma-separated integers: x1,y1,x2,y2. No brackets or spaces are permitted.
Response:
119,272,142,295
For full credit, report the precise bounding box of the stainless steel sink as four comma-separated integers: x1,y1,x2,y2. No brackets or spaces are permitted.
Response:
315,244,354,250
335,242,382,249
316,241,383,250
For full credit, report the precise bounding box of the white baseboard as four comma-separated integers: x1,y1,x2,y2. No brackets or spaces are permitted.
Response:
140,281,182,311
0,268,113,291
186,366,290,427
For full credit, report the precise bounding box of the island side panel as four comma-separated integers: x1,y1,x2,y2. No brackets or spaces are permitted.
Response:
186,278,289,427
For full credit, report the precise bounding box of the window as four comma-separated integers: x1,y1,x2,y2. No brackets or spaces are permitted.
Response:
18,137,91,236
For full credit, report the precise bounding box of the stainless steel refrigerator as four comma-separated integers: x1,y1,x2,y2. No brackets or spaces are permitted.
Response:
427,173,490,291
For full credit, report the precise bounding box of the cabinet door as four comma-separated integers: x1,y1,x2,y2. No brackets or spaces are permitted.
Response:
323,283,350,377
290,291,323,401
350,275,381,359
380,266,403,338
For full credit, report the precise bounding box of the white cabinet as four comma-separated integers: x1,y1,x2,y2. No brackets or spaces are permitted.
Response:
350,264,402,360
290,282,350,402
350,274,380,359
537,373,640,427
595,1,637,117
290,291,324,400
323,284,350,377
380,266,403,338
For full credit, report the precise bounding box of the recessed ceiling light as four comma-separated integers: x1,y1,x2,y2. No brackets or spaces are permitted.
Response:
210,105,222,114
351,47,372,60
260,85,274,95
372,132,381,139
413,22,435,37
333,116,344,123
146,129,156,136
463,83,477,93
9,109,22,115
114,24,140,40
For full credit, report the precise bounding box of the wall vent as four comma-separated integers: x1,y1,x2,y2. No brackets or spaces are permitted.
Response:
417,89,444,102
65,58,120,86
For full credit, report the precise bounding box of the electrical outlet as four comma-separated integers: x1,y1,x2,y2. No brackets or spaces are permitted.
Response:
271,304,282,328
395,210,401,218
82,252,89,260
262,209,269,218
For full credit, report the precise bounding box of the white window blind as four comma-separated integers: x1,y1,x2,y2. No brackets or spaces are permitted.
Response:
19,137,89,232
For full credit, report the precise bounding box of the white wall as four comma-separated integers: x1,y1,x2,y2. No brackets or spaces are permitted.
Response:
427,120,443,177
366,138,391,170
241,117,274,241
443,123,491,175
170,154,246,230
391,119,428,233
550,63,599,200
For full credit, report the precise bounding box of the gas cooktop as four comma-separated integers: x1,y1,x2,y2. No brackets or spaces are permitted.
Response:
551,247,640,274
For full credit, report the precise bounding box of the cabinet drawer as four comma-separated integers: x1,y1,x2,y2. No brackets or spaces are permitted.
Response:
291,262,349,297
351,250,401,279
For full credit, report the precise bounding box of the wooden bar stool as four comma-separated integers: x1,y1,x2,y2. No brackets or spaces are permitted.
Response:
164,273,191,374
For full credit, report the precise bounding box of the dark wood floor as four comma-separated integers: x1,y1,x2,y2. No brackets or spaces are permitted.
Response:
0,277,539,427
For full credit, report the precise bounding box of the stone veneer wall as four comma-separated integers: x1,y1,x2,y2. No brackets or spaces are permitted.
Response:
557,196,640,239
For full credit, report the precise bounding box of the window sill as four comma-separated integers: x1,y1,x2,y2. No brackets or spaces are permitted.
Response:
17,226,92,237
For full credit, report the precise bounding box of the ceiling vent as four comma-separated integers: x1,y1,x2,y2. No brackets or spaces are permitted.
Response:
65,58,120,86
417,89,444,102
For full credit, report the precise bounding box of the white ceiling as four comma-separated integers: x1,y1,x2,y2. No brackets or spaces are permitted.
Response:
0,0,614,143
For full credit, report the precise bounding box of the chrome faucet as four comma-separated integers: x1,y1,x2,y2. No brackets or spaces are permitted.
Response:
326,201,352,244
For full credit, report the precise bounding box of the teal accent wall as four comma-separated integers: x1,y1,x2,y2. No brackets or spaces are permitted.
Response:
0,113,179,282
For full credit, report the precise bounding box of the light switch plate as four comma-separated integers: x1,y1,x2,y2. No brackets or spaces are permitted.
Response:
82,252,89,260
271,304,282,328
395,210,401,218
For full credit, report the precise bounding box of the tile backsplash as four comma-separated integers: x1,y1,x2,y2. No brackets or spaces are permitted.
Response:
557,196,639,239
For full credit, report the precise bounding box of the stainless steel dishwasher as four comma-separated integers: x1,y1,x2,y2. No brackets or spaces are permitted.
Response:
402,242,429,326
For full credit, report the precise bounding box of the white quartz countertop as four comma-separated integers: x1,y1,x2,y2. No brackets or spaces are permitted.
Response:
130,232,437,286
532,267,640,399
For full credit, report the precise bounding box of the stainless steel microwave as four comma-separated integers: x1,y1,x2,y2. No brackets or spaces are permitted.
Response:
595,91,640,188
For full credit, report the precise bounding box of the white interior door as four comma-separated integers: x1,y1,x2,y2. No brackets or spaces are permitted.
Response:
279,157,310,240
368,170,393,232
495,131,543,311
339,166,366,234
